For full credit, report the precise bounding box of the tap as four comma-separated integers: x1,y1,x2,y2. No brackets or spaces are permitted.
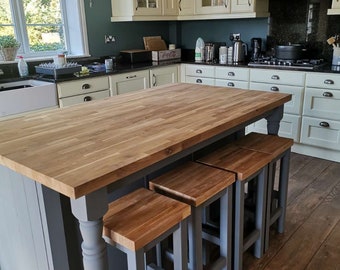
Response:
0,69,4,75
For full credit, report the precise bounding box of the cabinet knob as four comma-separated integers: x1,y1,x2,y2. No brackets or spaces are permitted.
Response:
82,83,90,90
224,0,229,8
248,0,251,6
179,0,182,11
152,74,157,87
271,75,280,80
323,91,333,97
196,79,202,83
324,79,334,85
227,82,235,87
271,86,279,91
228,72,235,77
84,96,92,102
196,69,203,74
319,121,330,128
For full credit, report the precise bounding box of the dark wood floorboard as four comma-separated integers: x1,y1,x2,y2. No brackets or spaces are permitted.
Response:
243,153,340,270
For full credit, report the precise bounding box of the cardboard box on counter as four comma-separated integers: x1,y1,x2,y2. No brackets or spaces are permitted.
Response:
152,49,181,61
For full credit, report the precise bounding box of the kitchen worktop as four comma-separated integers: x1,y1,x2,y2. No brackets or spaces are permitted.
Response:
0,83,291,199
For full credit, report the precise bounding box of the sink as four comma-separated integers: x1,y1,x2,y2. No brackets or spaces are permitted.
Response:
0,79,58,117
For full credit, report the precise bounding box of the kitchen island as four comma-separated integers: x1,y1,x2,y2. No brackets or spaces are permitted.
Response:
0,83,291,270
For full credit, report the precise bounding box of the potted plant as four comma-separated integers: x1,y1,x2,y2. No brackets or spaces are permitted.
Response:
0,35,20,61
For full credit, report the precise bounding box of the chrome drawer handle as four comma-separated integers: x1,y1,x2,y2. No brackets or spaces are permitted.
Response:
271,75,280,80
323,92,333,97
196,69,203,74
271,86,279,92
228,72,235,77
319,122,330,128
82,83,90,90
324,79,334,85
126,75,137,79
227,82,235,87
196,79,202,83
83,96,92,102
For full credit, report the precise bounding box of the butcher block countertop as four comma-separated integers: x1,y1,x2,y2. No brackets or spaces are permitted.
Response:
0,83,291,199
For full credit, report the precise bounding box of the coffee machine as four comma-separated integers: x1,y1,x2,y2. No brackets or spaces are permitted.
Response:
251,38,262,60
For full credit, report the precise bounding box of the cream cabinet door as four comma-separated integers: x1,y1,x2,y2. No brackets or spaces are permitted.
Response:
178,0,195,15
331,0,340,9
134,0,162,15
300,116,340,150
195,0,231,14
250,69,306,86
163,0,179,15
185,64,215,78
249,82,304,115
110,70,150,95
59,90,110,107
248,114,301,142
150,65,178,87
231,0,254,12
215,79,248,89
185,76,215,85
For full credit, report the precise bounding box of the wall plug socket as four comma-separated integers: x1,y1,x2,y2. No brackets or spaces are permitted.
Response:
105,35,116,44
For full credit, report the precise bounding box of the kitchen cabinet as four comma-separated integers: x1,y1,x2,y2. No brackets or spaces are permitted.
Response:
109,69,150,95
231,0,269,14
185,64,215,86
248,69,305,142
215,66,249,89
57,76,110,107
111,0,178,21
327,0,340,15
195,0,231,15
150,65,178,87
300,72,340,151
178,0,195,15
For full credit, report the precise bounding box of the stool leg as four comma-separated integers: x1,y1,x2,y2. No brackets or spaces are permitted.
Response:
234,180,245,270
188,206,203,270
126,249,145,270
278,149,291,233
254,167,267,258
220,187,232,270
173,219,188,270
265,163,275,252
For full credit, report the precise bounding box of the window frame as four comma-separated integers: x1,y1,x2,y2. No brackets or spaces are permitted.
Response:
1,0,89,60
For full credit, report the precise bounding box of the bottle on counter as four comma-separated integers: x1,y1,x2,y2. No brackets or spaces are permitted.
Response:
195,37,205,62
17,56,29,77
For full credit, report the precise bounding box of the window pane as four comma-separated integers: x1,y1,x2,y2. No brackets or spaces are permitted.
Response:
0,0,15,36
27,25,65,52
23,0,62,24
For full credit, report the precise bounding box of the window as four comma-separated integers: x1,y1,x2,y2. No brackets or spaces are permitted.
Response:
0,0,89,60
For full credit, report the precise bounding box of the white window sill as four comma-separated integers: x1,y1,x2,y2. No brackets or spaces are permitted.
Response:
0,54,92,64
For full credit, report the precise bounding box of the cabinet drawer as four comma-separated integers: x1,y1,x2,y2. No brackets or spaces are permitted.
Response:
303,87,340,121
249,82,303,115
59,90,110,107
248,114,301,142
215,67,249,81
300,116,340,150
185,76,215,86
250,69,305,86
57,77,109,98
185,64,215,78
305,72,340,89
215,79,248,89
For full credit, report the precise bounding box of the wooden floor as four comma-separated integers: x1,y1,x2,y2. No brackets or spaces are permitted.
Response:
243,152,340,270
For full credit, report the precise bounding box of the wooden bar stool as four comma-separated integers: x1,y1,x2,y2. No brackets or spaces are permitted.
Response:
103,188,190,270
233,132,293,251
149,161,235,270
197,144,273,270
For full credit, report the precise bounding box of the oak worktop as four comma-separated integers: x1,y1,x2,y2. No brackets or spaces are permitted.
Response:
0,83,291,199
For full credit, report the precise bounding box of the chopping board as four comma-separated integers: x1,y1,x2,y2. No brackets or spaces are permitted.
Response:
143,36,167,51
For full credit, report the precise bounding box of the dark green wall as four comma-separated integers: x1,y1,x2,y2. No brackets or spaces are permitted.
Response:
84,0,268,57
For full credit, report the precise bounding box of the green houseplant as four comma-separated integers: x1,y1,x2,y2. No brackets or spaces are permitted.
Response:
0,35,20,61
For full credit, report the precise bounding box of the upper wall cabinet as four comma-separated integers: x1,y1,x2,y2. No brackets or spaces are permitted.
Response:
327,0,340,15
111,0,269,21
111,0,178,21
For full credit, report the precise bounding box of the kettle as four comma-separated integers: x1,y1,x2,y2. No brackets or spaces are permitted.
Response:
232,35,248,63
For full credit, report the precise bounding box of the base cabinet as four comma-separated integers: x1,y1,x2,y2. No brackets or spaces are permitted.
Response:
110,70,150,95
150,65,178,87
57,77,110,107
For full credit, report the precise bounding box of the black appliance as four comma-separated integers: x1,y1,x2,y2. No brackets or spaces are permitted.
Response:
250,38,262,60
